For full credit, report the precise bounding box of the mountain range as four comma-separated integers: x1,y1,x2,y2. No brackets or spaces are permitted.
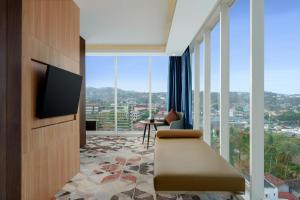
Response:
86,87,300,111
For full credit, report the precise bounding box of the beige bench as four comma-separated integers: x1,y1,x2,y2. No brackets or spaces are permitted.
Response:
154,130,245,193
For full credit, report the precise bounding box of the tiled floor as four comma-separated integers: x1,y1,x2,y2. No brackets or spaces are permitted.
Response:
54,135,240,200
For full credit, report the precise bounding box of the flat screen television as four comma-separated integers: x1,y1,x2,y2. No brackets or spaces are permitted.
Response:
37,65,82,118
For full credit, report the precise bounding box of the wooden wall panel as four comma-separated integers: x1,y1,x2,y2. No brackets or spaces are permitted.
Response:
6,0,22,199
0,0,7,198
21,0,80,199
0,0,22,199
80,37,86,147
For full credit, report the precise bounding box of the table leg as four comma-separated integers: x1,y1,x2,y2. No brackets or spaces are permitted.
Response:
147,124,151,149
142,124,147,144
153,124,157,144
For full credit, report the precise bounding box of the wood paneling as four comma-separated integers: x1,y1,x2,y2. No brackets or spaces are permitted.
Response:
21,0,80,199
86,44,166,53
80,37,86,147
0,0,22,199
165,0,177,42
0,0,7,198
6,0,22,198
1,0,79,199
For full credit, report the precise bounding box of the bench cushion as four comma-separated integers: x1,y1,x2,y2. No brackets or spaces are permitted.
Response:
154,138,245,192
156,130,202,139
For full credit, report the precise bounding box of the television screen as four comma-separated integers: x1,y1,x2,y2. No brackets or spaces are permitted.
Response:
37,65,82,118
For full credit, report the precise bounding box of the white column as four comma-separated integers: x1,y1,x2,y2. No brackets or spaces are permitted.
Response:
203,30,211,145
114,56,118,134
194,45,200,129
148,56,152,119
250,0,264,199
220,3,230,161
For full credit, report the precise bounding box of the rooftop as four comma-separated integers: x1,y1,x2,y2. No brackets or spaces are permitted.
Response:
286,179,300,192
278,192,298,200
265,173,286,187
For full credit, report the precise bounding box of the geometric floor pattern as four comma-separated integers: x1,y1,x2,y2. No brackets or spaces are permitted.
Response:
54,135,241,200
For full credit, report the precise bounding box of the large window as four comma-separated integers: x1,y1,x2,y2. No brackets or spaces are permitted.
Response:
86,56,168,133
227,0,300,197
264,0,300,187
199,43,204,129
86,56,115,131
191,51,195,123
211,22,221,152
192,0,300,198
152,56,168,119
118,56,149,131
229,0,250,176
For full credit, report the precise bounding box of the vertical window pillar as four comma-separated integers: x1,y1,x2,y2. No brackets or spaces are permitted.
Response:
204,30,211,145
220,2,230,161
148,56,152,119
114,56,118,134
250,0,264,199
194,45,200,129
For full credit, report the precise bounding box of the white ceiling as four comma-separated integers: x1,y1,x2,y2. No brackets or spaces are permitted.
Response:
166,0,219,55
74,0,219,55
75,0,170,45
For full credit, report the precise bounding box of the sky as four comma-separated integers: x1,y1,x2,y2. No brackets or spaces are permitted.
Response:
86,0,300,94
86,56,168,92
228,0,300,94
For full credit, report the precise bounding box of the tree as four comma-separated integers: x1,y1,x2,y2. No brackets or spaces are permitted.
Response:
230,126,300,180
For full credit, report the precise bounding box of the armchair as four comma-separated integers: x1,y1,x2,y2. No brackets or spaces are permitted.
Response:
157,112,184,129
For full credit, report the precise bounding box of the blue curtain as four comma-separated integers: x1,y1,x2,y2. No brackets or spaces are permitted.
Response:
167,47,193,129
181,48,193,129
167,56,182,112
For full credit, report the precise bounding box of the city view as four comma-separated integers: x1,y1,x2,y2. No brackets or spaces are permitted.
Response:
86,87,300,198
84,1,300,198
86,87,167,131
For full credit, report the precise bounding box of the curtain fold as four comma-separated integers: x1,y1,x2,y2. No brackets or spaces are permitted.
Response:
181,48,193,129
167,47,193,129
167,56,182,112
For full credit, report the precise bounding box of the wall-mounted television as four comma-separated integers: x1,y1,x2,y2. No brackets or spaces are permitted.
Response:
37,65,82,119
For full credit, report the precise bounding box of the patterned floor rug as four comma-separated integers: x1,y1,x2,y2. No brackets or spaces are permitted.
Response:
54,135,240,200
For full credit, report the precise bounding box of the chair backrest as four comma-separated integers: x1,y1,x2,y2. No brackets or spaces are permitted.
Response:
176,112,184,120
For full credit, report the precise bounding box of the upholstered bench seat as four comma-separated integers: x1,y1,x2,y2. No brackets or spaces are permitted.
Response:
154,130,245,192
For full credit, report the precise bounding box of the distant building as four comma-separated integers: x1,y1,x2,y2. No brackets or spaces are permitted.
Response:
86,104,99,114
265,174,289,193
286,179,300,199
117,106,131,130
281,128,300,137
130,110,140,121
133,105,148,111
229,108,235,117
244,176,278,200
98,109,114,130
278,192,298,200
263,174,299,200
264,179,278,200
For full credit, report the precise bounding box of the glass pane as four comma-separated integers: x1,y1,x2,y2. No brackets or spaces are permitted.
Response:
229,0,250,177
86,56,115,131
199,43,204,130
117,56,149,132
211,22,220,152
265,0,300,191
191,51,195,123
152,56,168,119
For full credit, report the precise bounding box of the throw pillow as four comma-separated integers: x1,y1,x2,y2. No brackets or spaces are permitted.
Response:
165,109,179,125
